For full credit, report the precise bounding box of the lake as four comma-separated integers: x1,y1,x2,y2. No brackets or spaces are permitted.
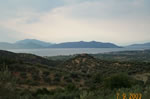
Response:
5,47,150,56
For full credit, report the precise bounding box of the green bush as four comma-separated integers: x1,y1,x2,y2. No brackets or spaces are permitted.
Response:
92,73,103,84
104,73,132,90
65,83,78,92
20,72,27,79
35,88,50,95
0,65,20,99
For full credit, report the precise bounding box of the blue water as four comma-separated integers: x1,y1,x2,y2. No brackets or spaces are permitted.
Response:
6,47,150,56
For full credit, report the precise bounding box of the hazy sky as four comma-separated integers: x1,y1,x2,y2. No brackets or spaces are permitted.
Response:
0,0,150,45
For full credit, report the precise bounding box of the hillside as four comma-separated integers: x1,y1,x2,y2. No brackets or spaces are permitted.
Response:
0,50,150,99
59,54,102,74
59,53,150,75
0,50,57,66
93,49,150,62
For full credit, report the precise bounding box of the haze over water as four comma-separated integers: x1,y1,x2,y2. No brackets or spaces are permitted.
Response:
7,47,150,56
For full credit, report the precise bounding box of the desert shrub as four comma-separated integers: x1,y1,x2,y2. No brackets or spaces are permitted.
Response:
92,72,103,83
70,72,78,78
29,81,39,86
42,71,50,77
43,77,51,84
104,73,132,90
143,86,150,99
20,72,27,79
52,92,79,99
79,89,117,99
145,76,150,85
0,58,17,65
0,65,20,99
65,83,78,92
53,76,60,82
34,87,80,99
35,88,50,95
32,73,40,81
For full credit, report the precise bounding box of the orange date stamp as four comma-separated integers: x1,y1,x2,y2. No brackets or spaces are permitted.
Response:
117,93,142,99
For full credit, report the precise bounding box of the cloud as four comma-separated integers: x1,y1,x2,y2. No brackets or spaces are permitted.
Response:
63,0,150,19
0,0,150,45
0,0,65,20
0,27,31,42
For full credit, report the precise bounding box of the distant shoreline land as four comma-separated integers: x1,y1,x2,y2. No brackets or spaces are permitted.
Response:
0,39,150,49
0,39,121,49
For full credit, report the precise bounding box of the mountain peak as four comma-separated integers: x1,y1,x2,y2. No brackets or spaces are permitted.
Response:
15,39,52,47
16,39,47,44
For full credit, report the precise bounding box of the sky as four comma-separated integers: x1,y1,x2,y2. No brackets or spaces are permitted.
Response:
0,0,150,45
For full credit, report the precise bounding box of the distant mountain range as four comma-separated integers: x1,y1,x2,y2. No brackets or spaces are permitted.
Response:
0,39,53,49
49,41,120,48
0,39,150,49
0,39,121,49
127,42,150,48
15,39,53,47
